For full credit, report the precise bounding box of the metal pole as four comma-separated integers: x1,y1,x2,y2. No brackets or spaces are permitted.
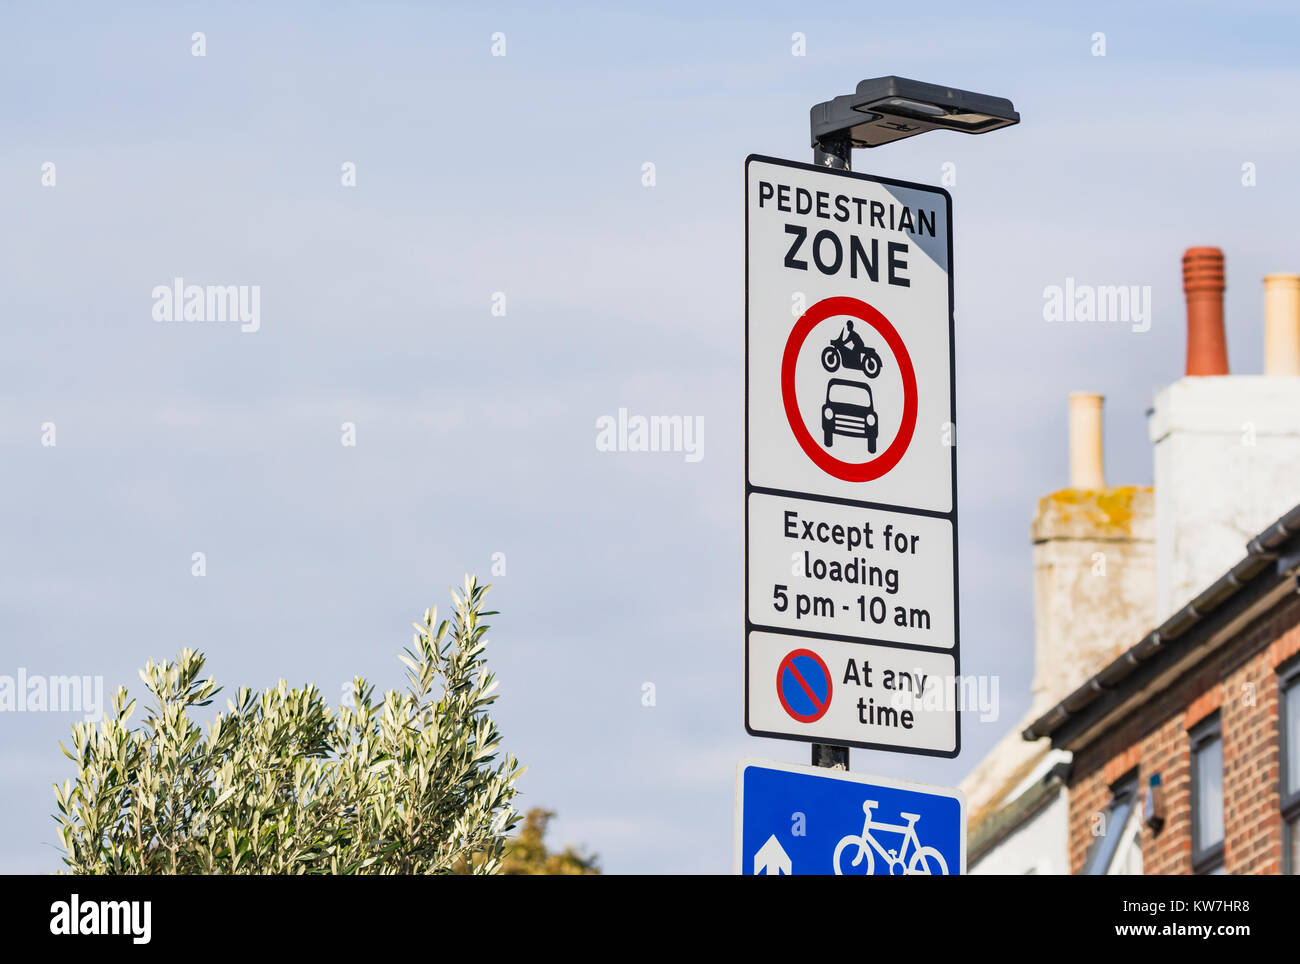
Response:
813,131,852,171
809,130,852,772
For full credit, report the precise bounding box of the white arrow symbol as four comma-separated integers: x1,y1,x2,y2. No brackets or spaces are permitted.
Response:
754,834,792,875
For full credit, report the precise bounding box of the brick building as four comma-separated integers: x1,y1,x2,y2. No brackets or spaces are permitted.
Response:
962,398,1154,875
1024,504,1300,874
1021,252,1300,874
966,248,1300,874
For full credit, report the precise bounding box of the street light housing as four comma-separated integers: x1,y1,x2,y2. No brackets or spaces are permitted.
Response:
810,76,1019,150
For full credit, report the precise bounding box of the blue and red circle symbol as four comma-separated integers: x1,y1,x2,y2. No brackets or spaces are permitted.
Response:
776,649,833,723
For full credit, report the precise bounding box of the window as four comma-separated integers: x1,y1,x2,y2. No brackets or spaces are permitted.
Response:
1191,714,1225,874
1282,661,1300,875
1109,804,1145,876
1083,773,1142,875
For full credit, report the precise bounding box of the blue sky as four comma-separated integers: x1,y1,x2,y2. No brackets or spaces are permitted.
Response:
2,1,1299,873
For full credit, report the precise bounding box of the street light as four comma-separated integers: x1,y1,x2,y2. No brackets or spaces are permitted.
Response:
810,76,1019,166
804,75,1017,772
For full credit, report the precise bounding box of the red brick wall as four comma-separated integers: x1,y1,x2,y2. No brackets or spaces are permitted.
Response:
1066,590,1300,874
1223,650,1281,874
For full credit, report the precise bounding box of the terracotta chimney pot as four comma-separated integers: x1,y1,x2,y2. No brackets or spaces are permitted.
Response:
1182,247,1228,376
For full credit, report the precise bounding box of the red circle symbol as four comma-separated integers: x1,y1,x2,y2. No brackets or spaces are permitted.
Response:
776,649,833,723
780,296,918,483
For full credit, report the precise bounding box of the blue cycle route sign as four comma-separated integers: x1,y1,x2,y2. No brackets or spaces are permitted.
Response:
735,758,965,875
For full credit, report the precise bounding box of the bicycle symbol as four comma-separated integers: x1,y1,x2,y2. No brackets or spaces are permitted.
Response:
832,800,950,875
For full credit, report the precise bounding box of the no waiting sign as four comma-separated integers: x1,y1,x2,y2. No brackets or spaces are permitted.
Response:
744,155,960,758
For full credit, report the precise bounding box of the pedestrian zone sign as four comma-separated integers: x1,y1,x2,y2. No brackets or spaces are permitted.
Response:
744,154,960,757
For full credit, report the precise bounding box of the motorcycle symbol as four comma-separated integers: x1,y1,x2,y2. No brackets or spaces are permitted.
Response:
821,335,883,379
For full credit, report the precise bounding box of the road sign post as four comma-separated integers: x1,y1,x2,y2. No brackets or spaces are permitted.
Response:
744,153,960,759
737,77,1015,869
810,132,852,771
735,757,966,875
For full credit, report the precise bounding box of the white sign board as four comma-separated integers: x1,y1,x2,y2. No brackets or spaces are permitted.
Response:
744,155,959,757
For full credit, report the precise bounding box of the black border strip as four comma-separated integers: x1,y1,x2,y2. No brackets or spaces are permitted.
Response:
747,483,954,521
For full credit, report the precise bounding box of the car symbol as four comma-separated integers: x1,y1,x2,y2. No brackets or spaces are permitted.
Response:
821,378,879,453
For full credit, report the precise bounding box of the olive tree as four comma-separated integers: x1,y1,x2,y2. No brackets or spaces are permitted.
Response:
54,577,521,874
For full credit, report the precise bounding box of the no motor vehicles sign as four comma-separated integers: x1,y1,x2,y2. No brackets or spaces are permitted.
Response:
744,155,959,757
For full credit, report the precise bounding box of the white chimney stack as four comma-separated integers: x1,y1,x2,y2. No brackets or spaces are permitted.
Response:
1150,257,1300,621
1030,395,1154,711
